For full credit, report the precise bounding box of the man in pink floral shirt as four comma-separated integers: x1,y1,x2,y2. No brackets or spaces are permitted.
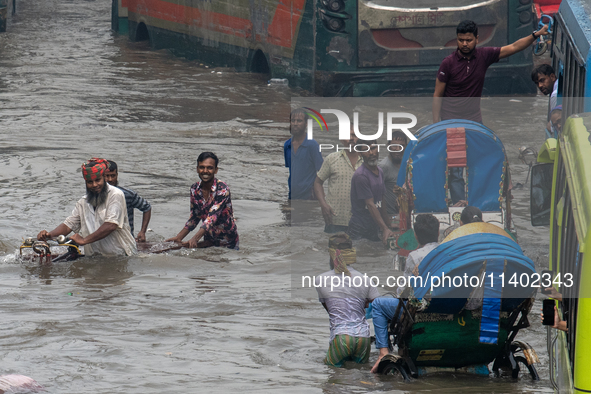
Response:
167,152,239,249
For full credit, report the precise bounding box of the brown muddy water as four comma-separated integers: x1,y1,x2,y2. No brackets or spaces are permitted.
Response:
1,0,554,392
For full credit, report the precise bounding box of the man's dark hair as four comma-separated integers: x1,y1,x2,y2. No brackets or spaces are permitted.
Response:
457,20,478,37
197,152,219,168
414,214,440,245
290,108,309,121
390,131,409,143
107,160,118,172
531,64,556,83
460,206,483,224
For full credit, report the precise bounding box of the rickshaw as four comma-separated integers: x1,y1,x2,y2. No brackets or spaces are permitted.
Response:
395,119,514,239
378,120,540,379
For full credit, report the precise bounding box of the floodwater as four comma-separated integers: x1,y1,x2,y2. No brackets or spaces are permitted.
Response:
0,0,554,392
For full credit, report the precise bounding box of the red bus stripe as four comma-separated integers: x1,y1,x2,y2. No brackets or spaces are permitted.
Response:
125,0,305,48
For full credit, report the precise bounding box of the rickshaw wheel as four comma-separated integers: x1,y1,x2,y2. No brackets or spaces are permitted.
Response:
378,361,411,381
512,356,540,380
533,41,548,56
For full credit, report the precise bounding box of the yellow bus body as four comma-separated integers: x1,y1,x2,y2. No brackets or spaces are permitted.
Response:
538,113,591,392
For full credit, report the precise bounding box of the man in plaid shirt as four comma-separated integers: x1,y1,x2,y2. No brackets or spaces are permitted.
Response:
105,161,152,242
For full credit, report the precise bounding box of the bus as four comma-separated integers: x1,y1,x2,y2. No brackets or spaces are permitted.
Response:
530,3,591,391
549,0,591,117
111,0,538,96
531,113,591,393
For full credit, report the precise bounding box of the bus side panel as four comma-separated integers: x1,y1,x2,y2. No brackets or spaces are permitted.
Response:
554,328,575,391
573,123,591,392
548,144,560,272
575,292,591,391
550,114,591,393
124,0,316,91
587,51,591,112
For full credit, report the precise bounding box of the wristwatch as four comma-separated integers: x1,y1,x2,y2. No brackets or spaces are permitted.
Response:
532,30,538,39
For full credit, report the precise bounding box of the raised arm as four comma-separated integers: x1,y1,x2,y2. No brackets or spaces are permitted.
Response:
499,24,548,59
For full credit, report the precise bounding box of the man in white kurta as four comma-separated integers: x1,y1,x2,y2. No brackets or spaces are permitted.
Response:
37,158,137,256
63,183,136,255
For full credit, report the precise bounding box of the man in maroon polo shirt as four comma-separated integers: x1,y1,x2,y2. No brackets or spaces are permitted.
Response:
432,20,548,203
433,20,548,124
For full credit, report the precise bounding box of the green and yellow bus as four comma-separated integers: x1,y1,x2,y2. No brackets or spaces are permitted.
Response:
531,2,591,390
531,112,591,392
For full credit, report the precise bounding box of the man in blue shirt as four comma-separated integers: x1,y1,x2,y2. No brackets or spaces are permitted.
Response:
105,161,152,242
284,108,323,200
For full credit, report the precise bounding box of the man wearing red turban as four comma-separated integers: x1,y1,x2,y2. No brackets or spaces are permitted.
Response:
37,158,137,255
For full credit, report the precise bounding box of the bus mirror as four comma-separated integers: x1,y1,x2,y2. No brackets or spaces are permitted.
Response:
530,163,554,226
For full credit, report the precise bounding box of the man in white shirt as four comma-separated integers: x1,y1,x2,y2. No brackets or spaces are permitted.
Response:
316,233,380,367
37,158,137,256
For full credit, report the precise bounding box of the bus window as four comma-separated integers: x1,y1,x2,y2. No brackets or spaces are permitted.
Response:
551,8,588,118
531,163,554,226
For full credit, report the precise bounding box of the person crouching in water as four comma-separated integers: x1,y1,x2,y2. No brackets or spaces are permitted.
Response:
316,233,380,367
167,152,239,249
370,214,440,373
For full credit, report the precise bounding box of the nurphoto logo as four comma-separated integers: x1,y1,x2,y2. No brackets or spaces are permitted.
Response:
303,108,417,153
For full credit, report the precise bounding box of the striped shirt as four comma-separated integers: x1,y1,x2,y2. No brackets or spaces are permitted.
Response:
115,186,151,235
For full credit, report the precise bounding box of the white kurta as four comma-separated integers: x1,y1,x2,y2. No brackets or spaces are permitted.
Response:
63,183,137,256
